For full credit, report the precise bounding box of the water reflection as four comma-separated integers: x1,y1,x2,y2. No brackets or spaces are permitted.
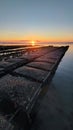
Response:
51,44,73,113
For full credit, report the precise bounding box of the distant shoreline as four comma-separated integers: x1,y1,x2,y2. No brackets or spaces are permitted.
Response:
0,42,73,46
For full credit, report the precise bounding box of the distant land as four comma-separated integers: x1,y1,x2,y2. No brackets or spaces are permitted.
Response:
0,41,73,46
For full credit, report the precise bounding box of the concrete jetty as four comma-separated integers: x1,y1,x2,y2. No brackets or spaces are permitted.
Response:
0,45,69,130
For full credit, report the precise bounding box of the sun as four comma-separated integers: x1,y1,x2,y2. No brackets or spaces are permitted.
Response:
31,40,35,46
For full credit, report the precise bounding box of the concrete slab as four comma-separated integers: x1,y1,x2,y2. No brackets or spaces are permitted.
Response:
20,54,38,60
0,61,13,68
20,49,43,60
45,51,64,59
19,46,55,60
14,66,49,82
0,74,41,109
0,114,13,130
7,58,24,63
0,68,4,71
35,56,57,64
26,61,54,71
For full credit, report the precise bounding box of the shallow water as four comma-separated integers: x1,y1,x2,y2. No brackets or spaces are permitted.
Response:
52,44,73,114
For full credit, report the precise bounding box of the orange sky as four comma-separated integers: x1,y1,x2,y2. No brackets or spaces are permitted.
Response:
0,0,73,43
0,32,73,42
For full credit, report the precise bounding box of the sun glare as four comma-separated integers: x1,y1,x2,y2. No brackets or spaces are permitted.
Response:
31,40,35,46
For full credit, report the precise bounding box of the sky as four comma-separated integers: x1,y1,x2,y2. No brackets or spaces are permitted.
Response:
0,0,73,42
